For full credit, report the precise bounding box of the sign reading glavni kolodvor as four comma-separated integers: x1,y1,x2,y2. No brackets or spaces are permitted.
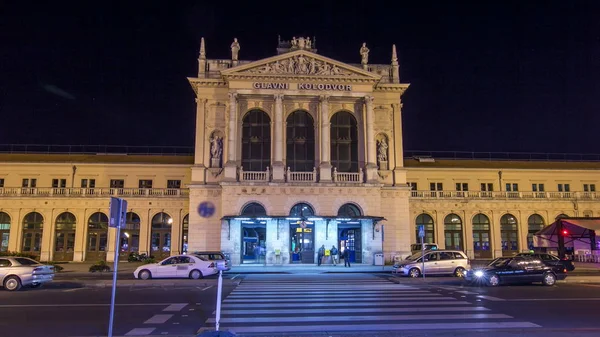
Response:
252,82,352,91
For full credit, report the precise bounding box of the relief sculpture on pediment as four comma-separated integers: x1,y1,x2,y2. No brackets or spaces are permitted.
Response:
242,55,355,76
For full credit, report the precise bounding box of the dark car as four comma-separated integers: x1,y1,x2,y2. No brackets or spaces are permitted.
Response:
515,252,575,271
464,256,567,286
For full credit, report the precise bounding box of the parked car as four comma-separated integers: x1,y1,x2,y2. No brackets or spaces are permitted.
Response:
465,256,567,286
393,250,469,278
191,251,231,271
0,257,55,291
133,254,218,280
410,243,439,255
515,252,575,271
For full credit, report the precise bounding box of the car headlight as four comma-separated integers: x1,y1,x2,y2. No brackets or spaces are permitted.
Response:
474,270,484,278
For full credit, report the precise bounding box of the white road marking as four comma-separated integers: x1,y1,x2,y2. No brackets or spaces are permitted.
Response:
163,303,187,312
224,296,453,303
144,314,173,324
476,295,506,301
222,300,472,308
456,290,478,294
200,286,213,291
125,328,155,336
0,303,179,308
207,313,512,323
230,274,240,280
223,322,541,334
507,298,600,301
214,306,490,315
62,288,85,292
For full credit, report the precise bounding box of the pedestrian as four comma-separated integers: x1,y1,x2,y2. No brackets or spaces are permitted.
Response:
331,245,338,266
317,245,325,266
343,248,351,267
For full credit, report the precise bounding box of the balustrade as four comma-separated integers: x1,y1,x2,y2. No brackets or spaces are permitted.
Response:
239,166,270,182
0,187,188,198
332,167,363,183
286,167,317,182
409,190,597,200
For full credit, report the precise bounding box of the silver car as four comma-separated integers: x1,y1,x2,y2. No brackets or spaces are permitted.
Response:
0,257,55,291
393,250,470,278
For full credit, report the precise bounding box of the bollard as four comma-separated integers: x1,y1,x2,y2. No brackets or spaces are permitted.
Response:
197,261,236,337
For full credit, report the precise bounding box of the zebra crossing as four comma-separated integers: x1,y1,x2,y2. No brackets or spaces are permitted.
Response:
200,274,540,335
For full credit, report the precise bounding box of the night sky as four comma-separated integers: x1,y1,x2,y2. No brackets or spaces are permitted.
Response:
1,1,599,155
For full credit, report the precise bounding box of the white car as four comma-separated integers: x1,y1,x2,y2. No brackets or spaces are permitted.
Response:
133,254,217,280
0,257,55,291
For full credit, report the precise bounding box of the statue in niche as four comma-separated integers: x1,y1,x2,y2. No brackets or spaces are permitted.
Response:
377,138,388,164
360,42,370,64
210,135,223,167
230,38,240,61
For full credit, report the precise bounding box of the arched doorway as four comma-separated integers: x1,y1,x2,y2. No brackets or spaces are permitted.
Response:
472,213,492,258
416,213,435,244
241,203,267,264
86,212,108,261
54,212,76,261
241,109,271,172
500,214,519,256
338,203,362,263
181,214,189,254
22,212,43,257
151,212,172,260
330,111,359,172
119,212,140,260
0,212,11,252
289,202,315,264
527,214,545,251
444,214,463,251
286,110,315,172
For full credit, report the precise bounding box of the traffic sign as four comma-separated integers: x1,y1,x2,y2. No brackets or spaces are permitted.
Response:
198,201,216,218
109,197,127,228
418,225,425,238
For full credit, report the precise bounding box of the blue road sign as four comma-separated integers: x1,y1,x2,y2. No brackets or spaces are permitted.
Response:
109,197,127,228
198,201,216,218
418,225,425,238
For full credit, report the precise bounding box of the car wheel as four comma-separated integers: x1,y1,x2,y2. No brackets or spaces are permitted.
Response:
139,270,152,280
542,272,556,286
487,274,500,287
4,276,22,291
409,268,421,278
454,267,466,278
189,269,203,280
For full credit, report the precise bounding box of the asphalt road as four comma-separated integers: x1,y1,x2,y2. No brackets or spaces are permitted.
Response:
2,273,600,337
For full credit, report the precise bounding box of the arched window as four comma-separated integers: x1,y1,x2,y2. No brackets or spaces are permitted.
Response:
54,212,76,261
286,110,315,172
337,203,362,218
444,213,463,250
330,111,358,172
416,213,435,244
500,214,519,255
182,214,189,253
527,214,545,250
472,213,491,258
0,212,11,252
242,109,271,171
290,203,315,217
22,212,44,254
241,203,267,217
119,212,141,259
151,212,172,259
87,212,108,261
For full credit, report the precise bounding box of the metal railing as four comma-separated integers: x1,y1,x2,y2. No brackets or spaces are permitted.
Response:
0,187,189,198
410,190,598,200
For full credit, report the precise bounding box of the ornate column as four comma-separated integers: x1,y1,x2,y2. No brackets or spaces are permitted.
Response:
365,95,378,183
224,92,238,181
192,98,208,183
272,94,285,182
319,95,332,181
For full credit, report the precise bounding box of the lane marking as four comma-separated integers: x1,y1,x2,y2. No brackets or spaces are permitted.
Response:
227,293,437,298
223,296,453,303
0,303,180,308
506,298,600,302
207,313,512,323
144,314,173,324
230,274,240,280
476,295,506,301
222,301,472,308
62,288,85,292
456,290,478,295
200,286,213,291
215,306,490,315
221,322,541,333
125,328,155,336
163,303,187,312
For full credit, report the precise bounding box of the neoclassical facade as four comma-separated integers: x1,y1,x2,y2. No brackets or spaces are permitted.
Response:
0,37,598,264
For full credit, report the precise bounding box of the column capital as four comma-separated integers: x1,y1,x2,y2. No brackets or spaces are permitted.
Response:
274,94,284,101
195,98,208,104
228,92,238,101
364,95,374,105
319,94,330,103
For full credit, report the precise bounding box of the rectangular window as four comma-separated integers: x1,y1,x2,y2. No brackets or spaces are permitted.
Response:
0,178,4,187
81,179,96,188
407,182,417,190
22,178,37,187
532,183,545,192
558,184,570,192
584,184,596,192
455,183,468,191
110,179,124,188
138,180,153,189
52,179,67,188
480,183,493,191
506,183,518,192
430,182,443,191
167,180,181,189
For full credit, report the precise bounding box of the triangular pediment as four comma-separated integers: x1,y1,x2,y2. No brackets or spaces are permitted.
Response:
221,50,381,81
